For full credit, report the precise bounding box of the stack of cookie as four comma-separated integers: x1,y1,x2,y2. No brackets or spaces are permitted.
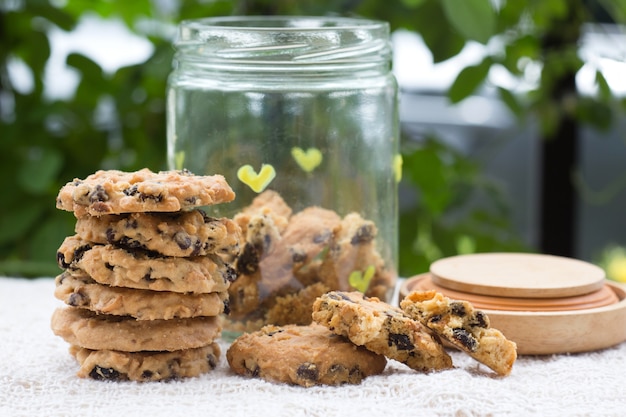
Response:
51,168,241,381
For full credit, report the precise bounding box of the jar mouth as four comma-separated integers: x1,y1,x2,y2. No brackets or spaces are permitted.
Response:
178,16,388,33
173,16,391,70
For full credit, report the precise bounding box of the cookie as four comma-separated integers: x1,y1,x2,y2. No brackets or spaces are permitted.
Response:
226,323,386,387
56,168,235,216
319,213,394,301
276,206,341,287
234,213,284,276
56,235,93,269
230,207,340,318
400,290,517,376
264,282,331,326
51,307,221,352
312,291,452,372
233,190,292,237
55,271,229,320
69,343,221,382
75,210,241,258
59,237,235,294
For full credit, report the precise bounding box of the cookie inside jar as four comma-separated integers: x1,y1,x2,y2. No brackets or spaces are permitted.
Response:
223,190,397,335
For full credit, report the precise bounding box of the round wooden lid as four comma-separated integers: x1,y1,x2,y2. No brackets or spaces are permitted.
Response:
401,273,619,311
430,253,606,298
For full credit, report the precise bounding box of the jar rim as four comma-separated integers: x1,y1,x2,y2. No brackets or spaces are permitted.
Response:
173,15,391,71
178,15,388,33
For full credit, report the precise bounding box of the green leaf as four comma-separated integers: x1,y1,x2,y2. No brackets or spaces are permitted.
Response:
598,0,626,23
29,215,74,262
497,87,524,118
0,205,44,245
448,57,492,103
441,0,496,44
17,147,64,194
401,0,426,8
66,53,104,82
412,0,466,63
402,146,451,214
595,70,612,101
30,3,76,31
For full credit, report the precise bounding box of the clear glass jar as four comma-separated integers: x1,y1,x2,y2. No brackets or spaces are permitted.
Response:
166,16,399,333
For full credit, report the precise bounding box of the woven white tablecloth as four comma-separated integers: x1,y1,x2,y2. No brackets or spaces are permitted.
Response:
1,276,625,417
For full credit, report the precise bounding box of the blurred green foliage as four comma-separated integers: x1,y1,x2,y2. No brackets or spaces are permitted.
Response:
1,0,624,277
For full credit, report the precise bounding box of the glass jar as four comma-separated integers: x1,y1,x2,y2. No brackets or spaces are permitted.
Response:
166,16,399,333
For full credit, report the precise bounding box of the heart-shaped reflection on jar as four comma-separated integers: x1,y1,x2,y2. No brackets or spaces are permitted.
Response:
237,164,276,193
291,147,323,173
348,265,376,293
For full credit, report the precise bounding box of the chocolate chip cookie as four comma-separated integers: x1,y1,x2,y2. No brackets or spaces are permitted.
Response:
318,213,394,301
75,210,241,258
51,307,221,352
56,168,235,216
312,291,452,372
69,343,221,382
55,271,229,320
59,237,235,294
400,290,517,376
226,323,386,387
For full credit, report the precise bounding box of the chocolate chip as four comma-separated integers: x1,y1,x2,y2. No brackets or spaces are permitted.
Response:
429,314,442,323
246,364,260,377
141,370,154,379
116,236,149,252
207,354,217,369
388,333,414,351
349,366,363,380
105,262,114,271
471,311,489,328
88,185,108,203
139,192,163,202
123,185,138,196
125,218,138,229
450,302,466,317
312,230,331,244
327,292,351,302
68,291,87,307
143,271,155,282
290,248,307,263
72,244,92,264
236,244,259,274
452,328,478,352
185,196,198,204
222,299,230,315
223,264,237,283
89,366,120,381
329,364,346,375
296,363,319,382
57,252,70,269
190,241,203,256
105,228,116,243
174,232,192,250
350,224,375,245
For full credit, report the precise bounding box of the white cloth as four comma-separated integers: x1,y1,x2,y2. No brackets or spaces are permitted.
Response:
1,276,625,417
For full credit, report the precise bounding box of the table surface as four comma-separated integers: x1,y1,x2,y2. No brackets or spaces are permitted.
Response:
2,276,626,417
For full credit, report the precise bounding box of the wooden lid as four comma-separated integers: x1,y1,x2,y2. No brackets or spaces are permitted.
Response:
401,273,619,311
430,253,606,298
